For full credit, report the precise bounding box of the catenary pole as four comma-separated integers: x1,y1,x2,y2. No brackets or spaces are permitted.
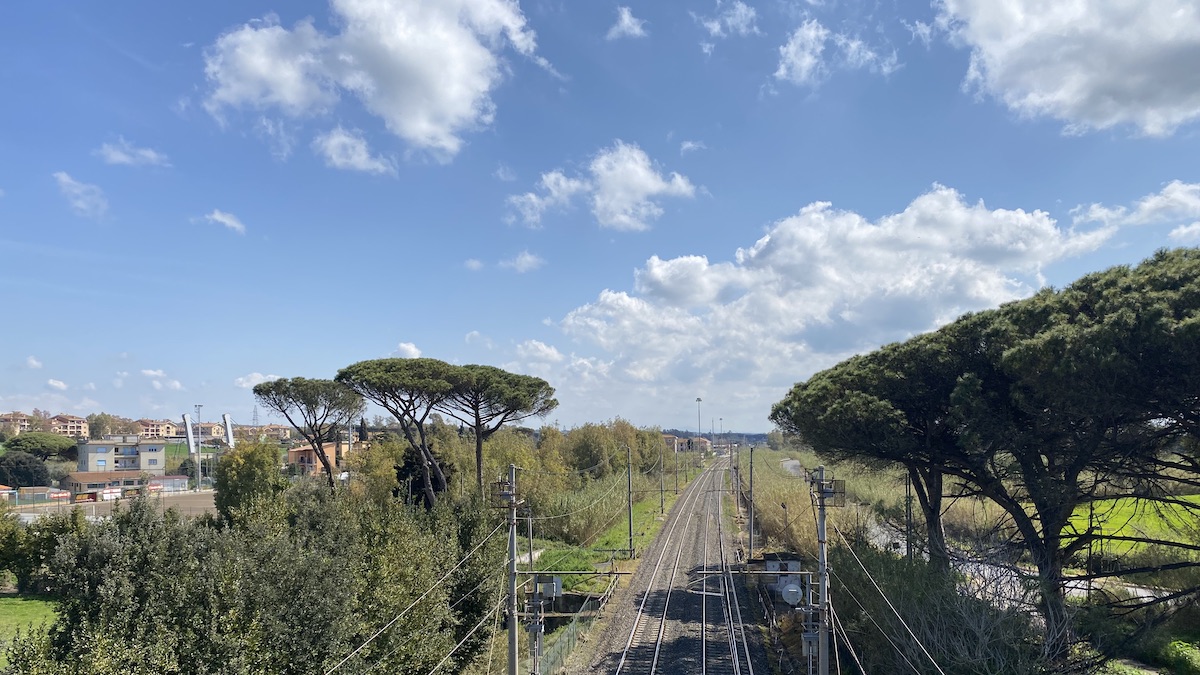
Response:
816,465,830,675
508,464,518,675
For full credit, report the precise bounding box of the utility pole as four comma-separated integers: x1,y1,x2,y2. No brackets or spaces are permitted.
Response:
659,437,665,513
626,444,634,557
674,442,679,495
506,464,519,675
814,465,830,675
748,444,755,563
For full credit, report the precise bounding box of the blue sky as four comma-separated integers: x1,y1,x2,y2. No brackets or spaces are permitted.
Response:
2,0,1199,434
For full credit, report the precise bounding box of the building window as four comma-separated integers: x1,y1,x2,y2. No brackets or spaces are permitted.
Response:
96,447,108,453
96,459,106,467
148,459,158,466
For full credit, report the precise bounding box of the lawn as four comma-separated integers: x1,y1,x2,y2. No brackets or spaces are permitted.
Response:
0,595,56,668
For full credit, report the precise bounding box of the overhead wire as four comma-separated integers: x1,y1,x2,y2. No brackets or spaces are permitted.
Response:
828,566,923,675
426,589,507,674
810,476,923,675
528,477,625,521
830,601,868,675
325,520,506,675
831,522,947,675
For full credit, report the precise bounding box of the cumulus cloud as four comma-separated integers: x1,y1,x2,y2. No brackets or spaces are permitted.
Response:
516,339,564,362
545,183,1116,422
26,356,42,369
234,372,282,388
1074,181,1200,228
204,1,549,159
47,379,68,391
775,19,897,87
53,172,108,219
500,250,545,273
141,369,167,378
508,140,695,230
607,6,648,40
506,171,589,226
312,126,396,175
695,1,760,38
203,209,247,234
94,137,171,167
465,258,484,271
936,0,1200,136
1171,222,1200,242
394,342,421,358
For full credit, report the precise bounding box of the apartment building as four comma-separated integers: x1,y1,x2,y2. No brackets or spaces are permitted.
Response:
49,414,89,438
78,435,166,476
137,419,179,438
0,412,32,434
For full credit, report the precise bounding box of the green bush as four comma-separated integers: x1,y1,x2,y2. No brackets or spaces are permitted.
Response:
1163,641,1200,675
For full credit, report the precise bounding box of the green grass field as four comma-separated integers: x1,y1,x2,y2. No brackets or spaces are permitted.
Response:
0,595,56,668
1069,495,1200,555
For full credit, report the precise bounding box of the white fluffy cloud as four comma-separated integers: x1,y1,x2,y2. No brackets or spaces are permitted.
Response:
607,6,647,40
52,172,108,219
680,140,707,155
94,137,171,167
533,183,1125,426
234,372,282,388
26,356,42,369
695,1,759,38
500,250,545,273
394,342,422,358
204,0,547,159
937,0,1200,136
203,209,247,234
775,19,897,86
509,141,696,230
517,339,564,362
312,126,396,175
141,369,166,378
1075,181,1200,227
47,379,68,391
1171,222,1200,242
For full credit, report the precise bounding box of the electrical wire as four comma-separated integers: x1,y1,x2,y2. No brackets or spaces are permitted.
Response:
325,520,506,675
829,567,923,675
830,601,868,675
529,477,625,521
831,522,947,675
427,589,507,674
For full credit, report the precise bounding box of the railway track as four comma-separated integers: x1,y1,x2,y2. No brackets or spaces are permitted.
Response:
601,460,758,675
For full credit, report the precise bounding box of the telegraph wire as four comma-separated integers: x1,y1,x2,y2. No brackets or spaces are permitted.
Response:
828,566,923,675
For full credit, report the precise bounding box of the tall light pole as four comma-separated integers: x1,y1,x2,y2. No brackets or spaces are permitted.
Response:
194,404,203,490
695,397,702,456
719,417,723,454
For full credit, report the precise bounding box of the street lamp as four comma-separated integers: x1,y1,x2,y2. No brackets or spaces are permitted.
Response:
696,397,702,455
